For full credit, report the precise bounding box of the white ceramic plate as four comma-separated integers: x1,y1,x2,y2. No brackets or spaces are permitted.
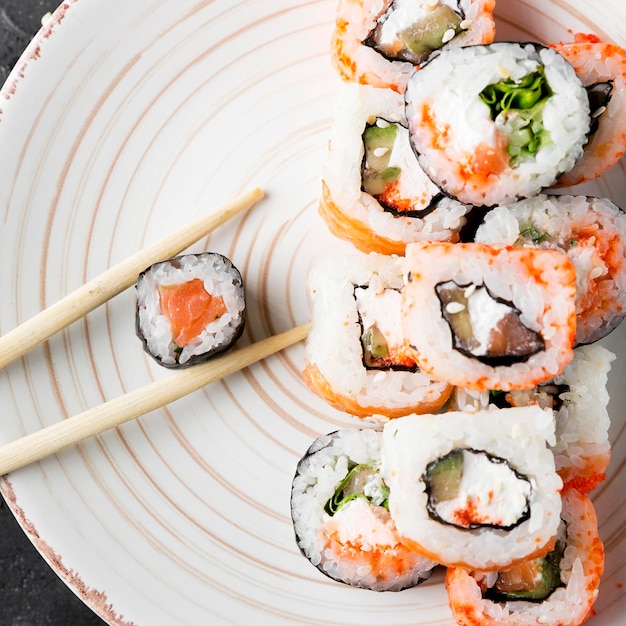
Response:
1,1,625,624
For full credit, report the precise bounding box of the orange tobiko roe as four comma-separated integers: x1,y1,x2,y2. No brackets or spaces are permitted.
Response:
159,279,227,347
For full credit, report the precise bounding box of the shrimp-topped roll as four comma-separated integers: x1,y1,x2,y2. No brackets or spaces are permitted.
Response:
320,84,472,256
446,487,604,626
381,408,563,572
401,241,577,391
135,253,245,368
489,344,615,494
290,428,436,591
474,195,626,345
405,42,591,207
552,40,626,187
332,0,496,93
304,254,453,418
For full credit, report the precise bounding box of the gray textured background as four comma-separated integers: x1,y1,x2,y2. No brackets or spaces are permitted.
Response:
1,1,109,624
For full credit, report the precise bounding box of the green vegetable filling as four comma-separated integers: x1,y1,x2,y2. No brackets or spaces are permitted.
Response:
324,463,389,516
480,70,553,166
484,535,565,602
425,449,463,504
361,324,390,367
362,121,402,196
514,225,552,246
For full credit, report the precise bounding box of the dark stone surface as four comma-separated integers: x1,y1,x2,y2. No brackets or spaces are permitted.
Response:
1,1,108,624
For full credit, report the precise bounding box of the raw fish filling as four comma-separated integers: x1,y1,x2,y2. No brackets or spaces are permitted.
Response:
423,448,532,530
361,118,441,217
159,279,227,348
436,281,545,365
365,0,466,64
355,284,418,370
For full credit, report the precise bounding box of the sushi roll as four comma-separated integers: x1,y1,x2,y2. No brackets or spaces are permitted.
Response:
319,83,472,256
331,0,496,93
489,344,615,494
290,428,436,591
401,241,577,391
135,252,245,368
380,408,563,571
474,194,626,345
404,42,591,207
446,487,604,626
552,40,626,187
304,254,453,418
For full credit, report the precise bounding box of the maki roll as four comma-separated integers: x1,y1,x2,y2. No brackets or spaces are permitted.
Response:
404,42,591,207
290,428,436,591
446,487,604,626
381,407,563,571
401,241,577,391
304,254,453,418
474,194,626,345
552,40,626,187
135,252,245,368
331,0,496,93
319,83,472,255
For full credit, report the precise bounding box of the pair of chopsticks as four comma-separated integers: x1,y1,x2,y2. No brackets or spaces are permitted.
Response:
0,188,310,475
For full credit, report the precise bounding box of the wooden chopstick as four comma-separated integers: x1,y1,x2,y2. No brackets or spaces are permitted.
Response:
0,187,265,371
0,323,311,475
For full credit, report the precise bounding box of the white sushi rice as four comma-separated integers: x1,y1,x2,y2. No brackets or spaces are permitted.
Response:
136,253,245,366
405,43,591,206
549,344,615,483
381,407,563,571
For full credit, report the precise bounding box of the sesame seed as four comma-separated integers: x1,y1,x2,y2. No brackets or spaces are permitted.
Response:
376,118,390,128
464,284,476,298
441,28,456,44
446,301,466,314
592,105,606,118
373,147,390,157
589,266,604,280
460,19,473,30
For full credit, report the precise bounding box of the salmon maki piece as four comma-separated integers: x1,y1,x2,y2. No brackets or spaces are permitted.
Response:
446,487,604,625
135,252,245,368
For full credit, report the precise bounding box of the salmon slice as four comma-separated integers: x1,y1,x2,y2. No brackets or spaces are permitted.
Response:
159,279,227,347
